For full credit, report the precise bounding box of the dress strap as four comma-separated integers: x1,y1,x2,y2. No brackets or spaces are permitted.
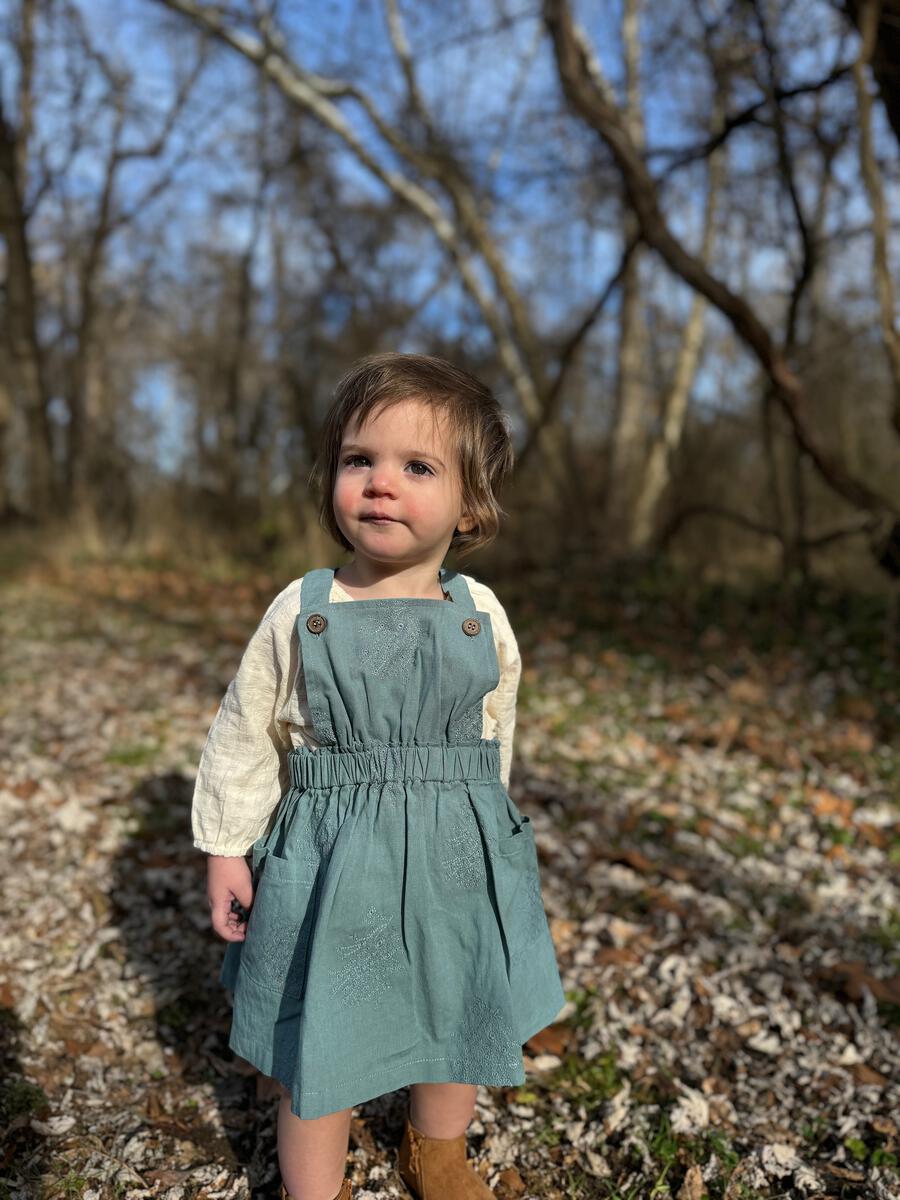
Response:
299,567,335,612
439,567,476,613
300,565,476,612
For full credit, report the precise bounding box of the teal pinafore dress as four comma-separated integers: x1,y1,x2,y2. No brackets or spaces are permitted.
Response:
219,565,566,1119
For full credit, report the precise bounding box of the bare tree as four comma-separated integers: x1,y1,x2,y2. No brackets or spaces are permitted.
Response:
543,0,899,575
631,106,724,553
5,0,896,583
602,0,651,553
0,0,202,522
148,0,617,514
0,0,55,516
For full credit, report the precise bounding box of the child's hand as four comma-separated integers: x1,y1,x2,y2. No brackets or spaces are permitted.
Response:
207,855,255,942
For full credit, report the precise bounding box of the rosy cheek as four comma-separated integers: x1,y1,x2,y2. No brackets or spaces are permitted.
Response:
400,496,424,523
333,476,356,512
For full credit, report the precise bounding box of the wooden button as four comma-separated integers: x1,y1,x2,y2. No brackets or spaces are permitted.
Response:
461,617,481,636
306,613,327,634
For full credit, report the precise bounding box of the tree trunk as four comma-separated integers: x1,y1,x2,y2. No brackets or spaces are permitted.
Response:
631,109,724,552
0,95,55,516
605,217,648,552
852,0,900,437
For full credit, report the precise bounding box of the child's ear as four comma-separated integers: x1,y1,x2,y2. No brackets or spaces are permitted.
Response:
455,512,477,534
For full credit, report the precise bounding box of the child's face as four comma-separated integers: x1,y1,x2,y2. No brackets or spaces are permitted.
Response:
333,398,474,567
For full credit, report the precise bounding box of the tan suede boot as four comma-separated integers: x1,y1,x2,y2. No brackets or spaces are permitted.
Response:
280,1179,352,1200
397,1110,494,1198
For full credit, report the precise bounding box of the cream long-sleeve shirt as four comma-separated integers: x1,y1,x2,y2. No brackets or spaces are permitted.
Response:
190,572,522,857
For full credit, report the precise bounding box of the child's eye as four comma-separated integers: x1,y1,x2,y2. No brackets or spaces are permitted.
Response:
408,461,433,476
341,454,433,476
342,454,368,467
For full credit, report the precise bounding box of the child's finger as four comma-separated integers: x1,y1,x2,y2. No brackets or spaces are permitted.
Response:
210,892,252,940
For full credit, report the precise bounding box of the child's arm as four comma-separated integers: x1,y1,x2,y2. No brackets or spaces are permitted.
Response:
490,604,522,792
191,581,299,940
470,581,522,792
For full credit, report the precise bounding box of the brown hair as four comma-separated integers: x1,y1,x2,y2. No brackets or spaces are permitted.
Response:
308,352,515,560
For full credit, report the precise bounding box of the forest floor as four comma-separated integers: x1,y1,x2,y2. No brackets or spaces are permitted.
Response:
0,550,898,1200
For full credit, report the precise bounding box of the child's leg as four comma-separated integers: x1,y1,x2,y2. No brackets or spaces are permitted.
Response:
408,1082,477,1138
275,1082,352,1200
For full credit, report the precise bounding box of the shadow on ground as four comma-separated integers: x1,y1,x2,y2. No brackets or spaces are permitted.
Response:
109,771,419,1197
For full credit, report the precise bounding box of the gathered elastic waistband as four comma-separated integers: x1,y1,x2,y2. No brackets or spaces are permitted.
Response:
287,740,501,787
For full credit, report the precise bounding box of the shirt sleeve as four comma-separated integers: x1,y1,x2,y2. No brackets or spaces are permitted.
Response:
468,580,522,791
190,581,300,856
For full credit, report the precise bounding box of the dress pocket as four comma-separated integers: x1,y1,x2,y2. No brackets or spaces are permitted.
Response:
497,814,533,856
489,816,549,960
239,853,319,998
262,847,319,882
494,787,534,856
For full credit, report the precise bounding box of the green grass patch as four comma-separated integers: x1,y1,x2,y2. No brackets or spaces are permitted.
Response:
0,1076,49,1122
723,833,767,859
565,985,600,1032
54,1174,90,1198
547,1047,625,1109
104,742,161,767
157,999,192,1031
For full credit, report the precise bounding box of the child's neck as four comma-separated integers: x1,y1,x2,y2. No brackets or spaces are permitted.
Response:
334,561,450,601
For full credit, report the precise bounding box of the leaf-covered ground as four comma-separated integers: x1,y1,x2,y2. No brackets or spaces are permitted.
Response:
1,553,898,1200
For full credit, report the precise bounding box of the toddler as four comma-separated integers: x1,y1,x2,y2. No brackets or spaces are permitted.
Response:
191,352,566,1199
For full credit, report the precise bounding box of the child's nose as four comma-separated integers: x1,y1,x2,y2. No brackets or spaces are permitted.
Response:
364,470,399,493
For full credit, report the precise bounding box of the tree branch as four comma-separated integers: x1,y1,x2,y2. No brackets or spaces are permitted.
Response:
151,0,548,430
658,502,883,550
651,62,852,175
542,0,897,520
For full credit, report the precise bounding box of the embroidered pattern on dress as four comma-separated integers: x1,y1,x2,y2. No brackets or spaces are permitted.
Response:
356,611,427,677
445,993,521,1079
447,699,484,743
440,813,487,889
307,701,338,745
246,917,313,998
281,812,337,877
328,903,405,1009
519,871,549,948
